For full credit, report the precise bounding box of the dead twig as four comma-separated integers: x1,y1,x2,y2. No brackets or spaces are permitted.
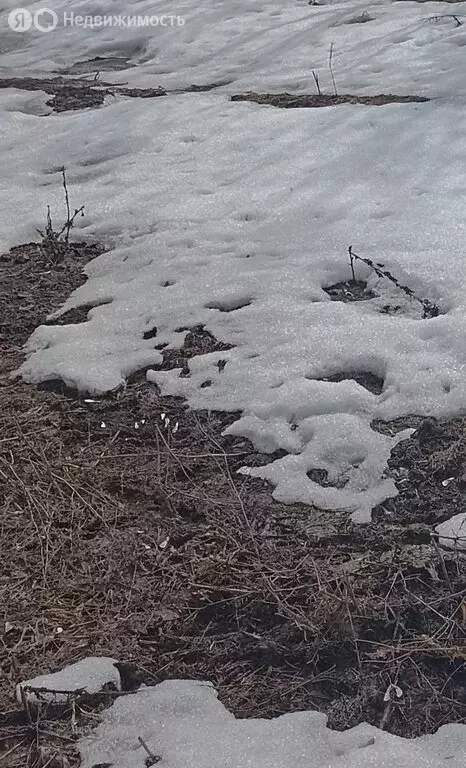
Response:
348,246,440,318
328,41,338,96
138,736,161,766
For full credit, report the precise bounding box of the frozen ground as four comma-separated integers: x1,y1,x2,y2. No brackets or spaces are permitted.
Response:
2,2,466,520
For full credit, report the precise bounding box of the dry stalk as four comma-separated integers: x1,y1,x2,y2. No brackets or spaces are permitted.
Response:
348,246,440,318
328,41,338,96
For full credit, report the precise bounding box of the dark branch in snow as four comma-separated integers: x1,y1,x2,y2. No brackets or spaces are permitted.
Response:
348,246,440,318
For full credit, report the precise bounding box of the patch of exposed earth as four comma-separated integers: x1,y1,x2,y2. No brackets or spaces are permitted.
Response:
0,76,166,112
230,92,430,108
0,235,465,767
0,63,231,113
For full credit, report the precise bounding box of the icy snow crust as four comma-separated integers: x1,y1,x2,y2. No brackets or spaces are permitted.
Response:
2,1,466,518
17,657,120,703
79,679,466,768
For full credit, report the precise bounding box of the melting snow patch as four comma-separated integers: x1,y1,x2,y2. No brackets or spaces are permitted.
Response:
233,414,413,523
17,656,120,704
435,512,466,551
78,679,466,768
4,0,466,517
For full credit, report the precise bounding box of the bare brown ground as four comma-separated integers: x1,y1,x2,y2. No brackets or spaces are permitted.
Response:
0,73,227,115
0,240,465,766
230,92,430,108
0,77,166,112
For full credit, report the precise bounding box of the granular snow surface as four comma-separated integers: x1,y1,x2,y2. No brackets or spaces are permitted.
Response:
78,678,466,768
17,656,120,703
2,0,466,520
4,2,466,761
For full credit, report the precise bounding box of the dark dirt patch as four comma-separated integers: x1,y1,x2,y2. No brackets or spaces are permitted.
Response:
46,306,90,325
1,73,230,115
0,241,103,372
374,417,466,527
315,371,384,395
48,87,106,112
176,81,232,93
45,299,113,327
379,303,403,315
118,86,166,99
324,280,375,302
0,243,465,765
307,467,349,488
0,77,166,113
231,92,430,109
0,76,108,112
162,325,234,376
371,415,426,436
143,325,158,340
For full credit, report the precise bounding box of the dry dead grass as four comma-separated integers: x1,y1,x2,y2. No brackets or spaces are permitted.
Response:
0,241,465,767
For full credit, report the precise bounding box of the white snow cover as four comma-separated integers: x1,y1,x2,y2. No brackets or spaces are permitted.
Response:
79,679,466,768
435,512,466,551
2,0,466,98
2,0,466,519
3,2,466,756
16,656,120,703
